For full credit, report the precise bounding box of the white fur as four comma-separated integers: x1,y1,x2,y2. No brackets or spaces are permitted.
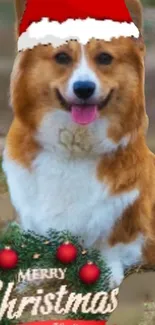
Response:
97,236,144,288
3,148,139,239
18,18,140,51
66,46,101,103
34,110,131,156
3,109,142,287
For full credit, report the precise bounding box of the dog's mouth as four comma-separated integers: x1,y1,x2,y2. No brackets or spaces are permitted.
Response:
56,89,114,125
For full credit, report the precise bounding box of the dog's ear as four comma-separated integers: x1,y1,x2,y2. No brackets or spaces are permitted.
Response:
14,0,26,37
125,0,143,33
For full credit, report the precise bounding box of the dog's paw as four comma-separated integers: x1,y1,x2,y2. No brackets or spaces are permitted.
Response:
101,247,125,289
109,270,124,289
107,261,124,289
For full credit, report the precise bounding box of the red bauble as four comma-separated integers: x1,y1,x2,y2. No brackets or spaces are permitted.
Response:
56,242,78,264
0,247,18,270
79,262,101,284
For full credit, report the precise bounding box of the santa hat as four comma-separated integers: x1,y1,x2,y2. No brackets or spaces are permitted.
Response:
18,0,140,52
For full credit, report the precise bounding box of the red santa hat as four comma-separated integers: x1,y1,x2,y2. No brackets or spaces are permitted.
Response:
18,0,140,51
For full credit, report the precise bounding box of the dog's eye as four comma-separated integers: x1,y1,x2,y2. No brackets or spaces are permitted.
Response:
54,52,72,65
95,52,113,65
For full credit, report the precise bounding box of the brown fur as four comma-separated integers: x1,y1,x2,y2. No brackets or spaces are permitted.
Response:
14,0,26,39
97,136,155,249
6,119,40,168
125,0,143,31
6,0,155,265
14,0,25,24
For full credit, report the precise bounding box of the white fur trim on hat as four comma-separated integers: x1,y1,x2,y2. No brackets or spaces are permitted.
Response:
18,17,140,51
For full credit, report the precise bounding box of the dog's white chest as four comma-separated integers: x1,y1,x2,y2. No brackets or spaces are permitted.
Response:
3,151,139,246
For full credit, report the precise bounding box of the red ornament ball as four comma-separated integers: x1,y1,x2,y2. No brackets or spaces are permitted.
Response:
56,242,78,264
79,262,101,284
0,247,18,270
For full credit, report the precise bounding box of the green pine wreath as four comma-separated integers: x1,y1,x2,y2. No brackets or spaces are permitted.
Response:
0,223,112,325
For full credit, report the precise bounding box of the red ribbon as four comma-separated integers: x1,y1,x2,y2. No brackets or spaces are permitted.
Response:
19,320,106,325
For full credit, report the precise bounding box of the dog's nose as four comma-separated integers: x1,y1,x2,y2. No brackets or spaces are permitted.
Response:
73,81,96,100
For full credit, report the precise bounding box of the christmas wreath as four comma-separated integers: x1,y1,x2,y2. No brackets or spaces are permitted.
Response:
0,223,115,325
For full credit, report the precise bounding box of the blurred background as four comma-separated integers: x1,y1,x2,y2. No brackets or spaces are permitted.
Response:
0,0,155,154
0,3,155,323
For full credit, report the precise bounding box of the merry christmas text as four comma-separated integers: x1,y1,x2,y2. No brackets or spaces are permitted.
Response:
0,268,119,320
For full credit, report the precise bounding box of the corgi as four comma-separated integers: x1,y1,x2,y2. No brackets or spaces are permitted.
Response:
2,0,155,288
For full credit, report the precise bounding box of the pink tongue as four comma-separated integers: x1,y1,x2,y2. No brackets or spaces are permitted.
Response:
71,105,97,125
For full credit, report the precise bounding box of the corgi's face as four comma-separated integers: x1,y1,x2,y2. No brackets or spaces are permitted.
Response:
11,37,146,156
